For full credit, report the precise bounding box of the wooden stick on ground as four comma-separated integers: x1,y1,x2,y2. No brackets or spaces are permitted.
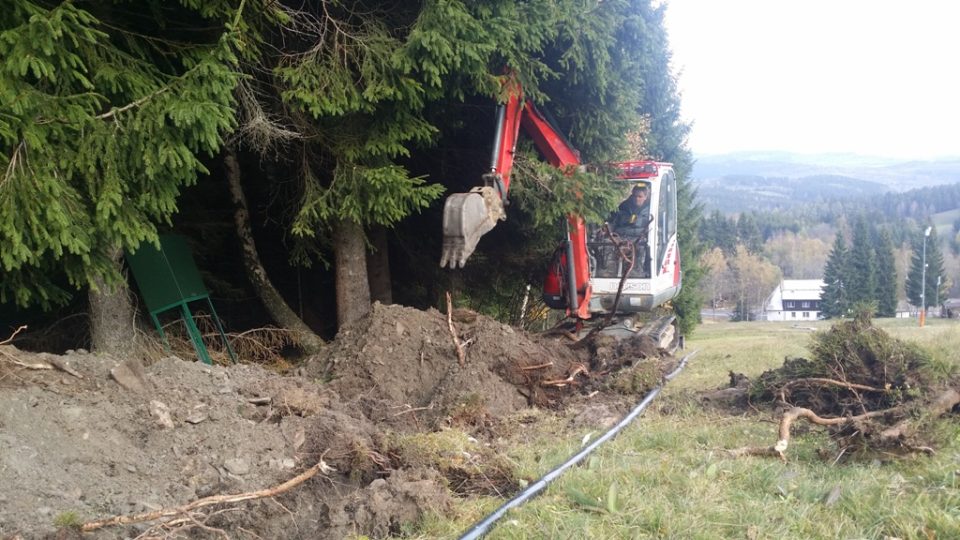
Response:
81,458,334,532
445,291,466,367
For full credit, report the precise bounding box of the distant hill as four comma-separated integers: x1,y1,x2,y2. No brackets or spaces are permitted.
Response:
692,152,960,213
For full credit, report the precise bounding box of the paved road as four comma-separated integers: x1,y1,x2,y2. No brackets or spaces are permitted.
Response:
701,308,733,321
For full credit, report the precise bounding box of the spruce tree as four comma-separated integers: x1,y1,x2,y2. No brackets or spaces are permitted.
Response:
874,228,898,317
820,232,851,318
847,217,877,306
736,212,763,253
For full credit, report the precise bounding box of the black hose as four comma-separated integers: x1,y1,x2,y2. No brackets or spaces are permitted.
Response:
458,350,697,540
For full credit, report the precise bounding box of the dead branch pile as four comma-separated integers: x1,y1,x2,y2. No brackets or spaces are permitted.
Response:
733,313,959,460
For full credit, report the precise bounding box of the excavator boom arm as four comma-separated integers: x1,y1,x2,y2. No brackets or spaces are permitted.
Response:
440,91,592,318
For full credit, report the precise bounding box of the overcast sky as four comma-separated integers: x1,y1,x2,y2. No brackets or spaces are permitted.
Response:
662,0,960,159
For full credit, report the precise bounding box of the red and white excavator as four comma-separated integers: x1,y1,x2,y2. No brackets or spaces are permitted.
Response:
440,85,682,346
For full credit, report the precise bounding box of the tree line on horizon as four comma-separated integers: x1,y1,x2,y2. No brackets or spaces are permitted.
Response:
696,188,958,319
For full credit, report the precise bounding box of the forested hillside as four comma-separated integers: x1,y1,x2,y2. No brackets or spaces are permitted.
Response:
697,178,960,319
694,152,960,192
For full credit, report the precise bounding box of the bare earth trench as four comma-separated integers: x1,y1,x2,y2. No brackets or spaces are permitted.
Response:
0,303,672,539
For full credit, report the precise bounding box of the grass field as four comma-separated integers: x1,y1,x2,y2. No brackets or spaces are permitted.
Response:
408,318,960,540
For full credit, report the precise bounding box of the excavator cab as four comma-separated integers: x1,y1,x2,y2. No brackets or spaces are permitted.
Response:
584,161,681,314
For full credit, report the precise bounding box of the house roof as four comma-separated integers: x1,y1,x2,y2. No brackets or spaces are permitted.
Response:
764,279,825,312
780,279,825,300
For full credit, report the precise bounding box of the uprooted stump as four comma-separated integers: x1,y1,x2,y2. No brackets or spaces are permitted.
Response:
729,313,960,460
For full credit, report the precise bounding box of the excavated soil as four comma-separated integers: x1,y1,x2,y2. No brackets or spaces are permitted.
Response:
0,303,674,539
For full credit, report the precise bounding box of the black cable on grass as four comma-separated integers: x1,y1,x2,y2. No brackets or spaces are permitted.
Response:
459,350,698,540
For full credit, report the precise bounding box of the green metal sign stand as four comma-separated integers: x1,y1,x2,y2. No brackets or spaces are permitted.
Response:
126,235,236,365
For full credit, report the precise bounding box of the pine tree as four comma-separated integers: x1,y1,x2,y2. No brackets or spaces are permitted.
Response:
847,217,877,306
820,232,851,318
874,228,898,317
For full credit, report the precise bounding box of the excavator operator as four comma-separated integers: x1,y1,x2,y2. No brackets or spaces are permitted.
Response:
610,183,651,237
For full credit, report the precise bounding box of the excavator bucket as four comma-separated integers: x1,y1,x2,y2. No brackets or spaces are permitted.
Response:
439,187,505,268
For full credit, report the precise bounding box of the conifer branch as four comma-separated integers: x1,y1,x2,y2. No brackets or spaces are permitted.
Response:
95,85,171,120
96,0,247,122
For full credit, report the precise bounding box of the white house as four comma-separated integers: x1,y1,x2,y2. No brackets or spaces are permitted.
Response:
763,279,825,321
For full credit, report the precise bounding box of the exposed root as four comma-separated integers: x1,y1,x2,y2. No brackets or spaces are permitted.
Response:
1,325,27,346
728,406,896,461
541,363,589,387
879,388,960,445
520,362,553,371
81,457,335,532
780,377,888,394
1,326,59,373
445,292,466,367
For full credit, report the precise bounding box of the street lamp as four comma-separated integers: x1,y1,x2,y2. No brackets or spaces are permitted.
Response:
920,226,932,327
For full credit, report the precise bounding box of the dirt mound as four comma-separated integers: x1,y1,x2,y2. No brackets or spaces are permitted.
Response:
0,304,676,538
0,348,450,539
307,303,597,425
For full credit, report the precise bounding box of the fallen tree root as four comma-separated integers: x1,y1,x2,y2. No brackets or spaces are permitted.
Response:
731,387,960,461
728,406,895,461
879,388,960,444
81,458,334,532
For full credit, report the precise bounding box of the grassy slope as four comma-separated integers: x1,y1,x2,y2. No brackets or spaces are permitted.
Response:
408,319,960,540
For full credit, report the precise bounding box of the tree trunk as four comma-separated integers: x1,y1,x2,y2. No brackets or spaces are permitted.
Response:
224,149,324,354
334,218,371,328
366,225,392,305
89,245,138,357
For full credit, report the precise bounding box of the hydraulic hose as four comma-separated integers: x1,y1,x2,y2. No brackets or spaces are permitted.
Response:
458,350,697,540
